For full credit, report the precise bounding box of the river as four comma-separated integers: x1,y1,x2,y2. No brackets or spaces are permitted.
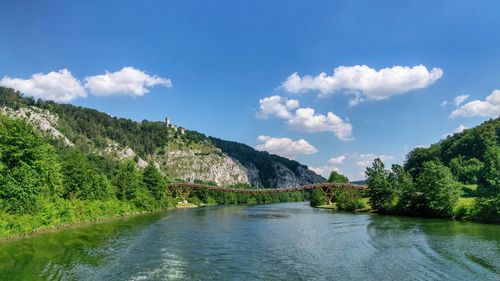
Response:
0,202,498,280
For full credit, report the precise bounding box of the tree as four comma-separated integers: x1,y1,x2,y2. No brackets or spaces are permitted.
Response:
415,161,462,217
0,116,63,214
114,160,142,201
309,189,326,207
366,158,392,213
478,145,500,196
388,164,413,213
142,163,165,201
61,149,115,200
449,156,484,184
328,170,349,183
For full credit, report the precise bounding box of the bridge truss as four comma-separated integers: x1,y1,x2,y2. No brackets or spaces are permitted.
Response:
167,182,367,204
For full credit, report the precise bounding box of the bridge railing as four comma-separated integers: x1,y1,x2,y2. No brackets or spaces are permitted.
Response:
167,182,367,194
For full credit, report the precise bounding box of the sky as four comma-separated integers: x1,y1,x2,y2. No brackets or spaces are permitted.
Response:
1,0,499,180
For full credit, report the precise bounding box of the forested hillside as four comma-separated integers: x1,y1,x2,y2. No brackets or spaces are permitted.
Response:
0,87,323,188
366,117,499,222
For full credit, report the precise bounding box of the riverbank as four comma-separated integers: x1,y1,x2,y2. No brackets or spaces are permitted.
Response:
0,198,173,240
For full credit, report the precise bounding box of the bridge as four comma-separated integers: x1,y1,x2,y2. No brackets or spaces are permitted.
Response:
167,182,368,205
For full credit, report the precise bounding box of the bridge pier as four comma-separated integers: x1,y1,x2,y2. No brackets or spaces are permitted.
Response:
168,185,194,203
319,186,335,205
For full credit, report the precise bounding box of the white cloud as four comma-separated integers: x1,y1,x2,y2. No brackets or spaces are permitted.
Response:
310,154,346,177
256,95,298,119
454,95,469,107
256,135,318,158
356,153,394,169
455,124,468,133
309,166,341,178
257,95,353,141
450,90,500,118
84,67,171,97
310,152,394,179
282,65,443,104
328,154,347,165
0,69,86,102
442,124,468,139
288,108,353,140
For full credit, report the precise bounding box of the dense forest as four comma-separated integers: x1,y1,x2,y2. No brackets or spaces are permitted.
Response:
365,118,499,222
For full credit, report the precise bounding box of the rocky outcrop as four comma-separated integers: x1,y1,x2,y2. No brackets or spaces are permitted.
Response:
157,143,251,186
267,163,324,188
102,140,149,168
0,106,73,147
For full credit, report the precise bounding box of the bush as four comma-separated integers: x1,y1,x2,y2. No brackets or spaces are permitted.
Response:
473,195,500,223
336,190,366,211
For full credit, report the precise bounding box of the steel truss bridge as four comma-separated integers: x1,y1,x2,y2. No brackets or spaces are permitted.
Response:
167,182,368,205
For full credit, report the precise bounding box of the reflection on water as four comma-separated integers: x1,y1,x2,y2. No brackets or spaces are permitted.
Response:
0,203,498,281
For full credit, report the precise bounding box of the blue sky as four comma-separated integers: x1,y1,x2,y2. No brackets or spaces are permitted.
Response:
1,0,499,180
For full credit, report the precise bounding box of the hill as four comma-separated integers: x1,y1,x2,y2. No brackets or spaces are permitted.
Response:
0,86,323,188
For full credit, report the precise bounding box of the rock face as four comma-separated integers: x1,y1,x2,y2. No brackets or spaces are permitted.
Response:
267,163,325,188
158,142,250,186
102,140,149,168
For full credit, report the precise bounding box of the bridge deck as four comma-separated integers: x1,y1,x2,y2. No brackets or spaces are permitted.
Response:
168,182,367,194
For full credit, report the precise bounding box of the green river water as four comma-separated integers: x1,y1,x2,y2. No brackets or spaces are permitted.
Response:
0,202,499,280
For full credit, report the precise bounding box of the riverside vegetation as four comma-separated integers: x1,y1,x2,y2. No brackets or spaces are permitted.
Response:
311,117,499,223
0,87,498,239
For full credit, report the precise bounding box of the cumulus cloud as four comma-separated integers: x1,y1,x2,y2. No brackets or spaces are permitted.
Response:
0,69,86,102
0,67,172,102
310,152,394,179
256,95,299,119
84,67,172,97
257,95,353,141
282,65,443,104
327,155,347,165
288,108,353,140
356,153,394,168
454,95,469,107
256,135,318,158
455,124,468,133
442,124,468,139
309,166,341,178
450,90,500,118
442,94,470,108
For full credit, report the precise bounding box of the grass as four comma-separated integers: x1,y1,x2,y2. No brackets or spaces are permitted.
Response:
176,202,198,208
317,203,337,209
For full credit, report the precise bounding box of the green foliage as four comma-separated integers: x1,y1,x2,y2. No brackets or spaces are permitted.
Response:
399,117,499,221
473,195,500,223
142,163,166,201
0,116,63,214
449,156,484,184
335,190,366,211
114,160,143,201
414,161,461,217
61,149,115,200
328,170,349,183
366,159,393,213
309,189,326,207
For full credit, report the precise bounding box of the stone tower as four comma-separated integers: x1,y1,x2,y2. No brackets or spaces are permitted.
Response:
165,116,171,126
